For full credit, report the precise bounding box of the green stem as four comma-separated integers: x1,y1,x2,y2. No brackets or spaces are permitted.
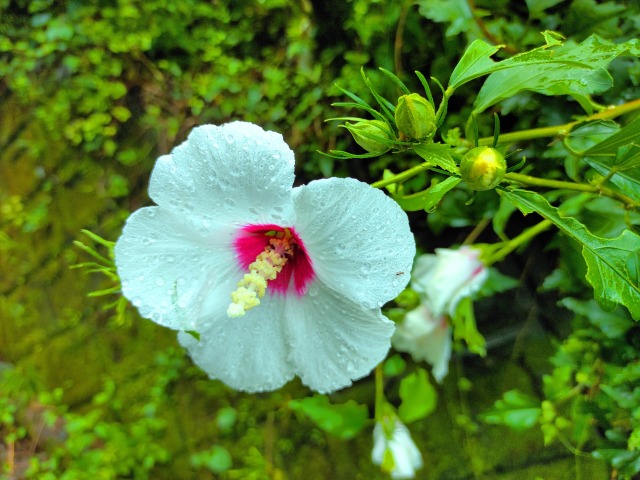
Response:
485,219,553,266
478,99,640,146
371,162,433,189
374,364,385,422
504,172,638,208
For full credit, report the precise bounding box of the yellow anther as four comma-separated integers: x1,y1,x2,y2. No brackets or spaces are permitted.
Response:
227,232,294,318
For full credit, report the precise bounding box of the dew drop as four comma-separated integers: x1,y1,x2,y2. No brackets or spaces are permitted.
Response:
166,255,175,263
224,198,235,209
132,297,142,307
156,278,165,287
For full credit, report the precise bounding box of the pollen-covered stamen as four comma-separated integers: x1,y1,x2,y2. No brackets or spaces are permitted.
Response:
227,229,295,318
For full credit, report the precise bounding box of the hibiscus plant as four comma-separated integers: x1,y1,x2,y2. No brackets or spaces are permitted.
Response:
80,32,640,479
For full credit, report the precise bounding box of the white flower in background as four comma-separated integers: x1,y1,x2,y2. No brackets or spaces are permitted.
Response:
392,304,451,383
372,418,423,479
392,246,486,382
114,122,415,393
412,246,488,317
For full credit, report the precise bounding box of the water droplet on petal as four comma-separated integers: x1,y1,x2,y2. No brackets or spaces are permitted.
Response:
156,278,165,287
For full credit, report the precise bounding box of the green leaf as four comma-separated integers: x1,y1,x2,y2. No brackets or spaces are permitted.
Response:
473,36,640,113
413,143,459,174
474,65,611,114
492,195,518,241
391,176,461,212
627,249,640,287
451,297,486,356
585,115,640,156
398,368,437,423
383,354,407,377
481,389,541,430
190,446,232,474
564,120,620,153
501,189,640,319
593,449,640,477
416,0,477,37
584,147,640,203
288,395,368,439
448,40,502,91
478,268,519,297
559,297,634,338
525,0,565,18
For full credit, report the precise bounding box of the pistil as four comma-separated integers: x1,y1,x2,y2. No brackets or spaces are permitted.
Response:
227,229,294,318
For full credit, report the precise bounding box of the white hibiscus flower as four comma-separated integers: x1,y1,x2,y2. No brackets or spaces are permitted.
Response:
392,304,451,383
114,122,415,393
412,246,488,317
392,246,487,382
372,418,423,479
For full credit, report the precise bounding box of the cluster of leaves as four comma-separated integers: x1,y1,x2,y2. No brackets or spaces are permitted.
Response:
323,2,640,475
333,33,640,317
4,0,640,478
482,298,640,478
289,362,436,440
1,1,443,478
0,349,183,479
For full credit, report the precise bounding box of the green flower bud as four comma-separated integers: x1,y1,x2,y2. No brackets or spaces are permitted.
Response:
346,120,393,153
394,93,436,140
460,146,506,191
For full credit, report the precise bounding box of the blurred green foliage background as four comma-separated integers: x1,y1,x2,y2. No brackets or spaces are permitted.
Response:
1,0,639,478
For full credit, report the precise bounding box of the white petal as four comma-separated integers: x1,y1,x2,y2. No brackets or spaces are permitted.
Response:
284,280,394,393
388,422,423,479
178,295,295,392
412,247,487,317
292,178,415,309
149,122,295,226
371,423,387,464
372,421,423,479
114,207,239,330
392,305,452,382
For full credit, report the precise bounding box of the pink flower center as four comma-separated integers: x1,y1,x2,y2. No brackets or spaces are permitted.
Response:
233,224,315,297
